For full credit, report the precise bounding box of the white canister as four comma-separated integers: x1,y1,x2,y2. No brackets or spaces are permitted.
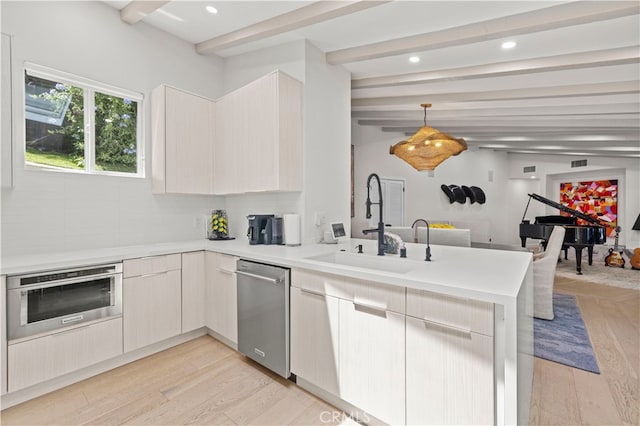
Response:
283,214,301,246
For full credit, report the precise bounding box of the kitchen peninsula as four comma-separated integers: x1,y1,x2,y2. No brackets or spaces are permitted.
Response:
1,238,533,425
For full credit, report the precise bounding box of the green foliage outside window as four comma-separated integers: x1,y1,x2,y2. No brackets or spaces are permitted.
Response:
25,73,139,174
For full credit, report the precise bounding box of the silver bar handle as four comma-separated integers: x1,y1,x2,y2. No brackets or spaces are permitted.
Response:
235,270,281,284
301,288,324,297
138,271,169,279
353,300,387,316
9,272,120,290
216,268,235,275
422,318,471,336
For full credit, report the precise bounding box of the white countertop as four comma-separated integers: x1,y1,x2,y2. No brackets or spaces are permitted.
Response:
1,238,532,305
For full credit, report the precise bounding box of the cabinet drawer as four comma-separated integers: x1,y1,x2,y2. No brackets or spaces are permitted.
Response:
291,269,350,299
292,269,405,314
124,253,181,278
216,253,238,274
8,318,123,392
407,288,493,336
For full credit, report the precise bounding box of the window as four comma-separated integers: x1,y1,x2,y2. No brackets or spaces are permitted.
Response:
24,64,143,176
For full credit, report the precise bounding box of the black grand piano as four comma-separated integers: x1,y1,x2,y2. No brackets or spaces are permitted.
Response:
519,193,607,274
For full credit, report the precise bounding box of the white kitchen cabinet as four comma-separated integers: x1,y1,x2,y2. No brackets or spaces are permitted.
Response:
339,299,405,426
213,71,302,195
290,286,340,396
7,318,123,392
405,288,494,425
1,275,7,395
243,71,302,193
406,316,494,425
123,255,182,352
181,251,206,333
205,252,238,344
213,91,245,195
151,85,215,195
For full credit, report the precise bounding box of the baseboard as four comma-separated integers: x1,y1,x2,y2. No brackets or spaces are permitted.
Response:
0,328,207,409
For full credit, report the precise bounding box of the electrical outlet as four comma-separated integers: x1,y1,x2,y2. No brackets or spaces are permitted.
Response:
194,215,204,230
314,212,326,227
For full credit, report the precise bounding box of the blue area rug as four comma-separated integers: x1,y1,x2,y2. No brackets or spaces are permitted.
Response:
534,293,600,374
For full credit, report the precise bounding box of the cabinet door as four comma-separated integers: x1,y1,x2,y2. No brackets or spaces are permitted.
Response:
182,251,205,332
339,299,405,425
205,252,238,344
290,286,340,395
213,91,245,195
8,318,123,392
165,86,215,194
244,73,278,193
123,270,182,352
406,316,494,425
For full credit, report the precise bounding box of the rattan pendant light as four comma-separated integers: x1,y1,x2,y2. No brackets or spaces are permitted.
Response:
389,103,467,171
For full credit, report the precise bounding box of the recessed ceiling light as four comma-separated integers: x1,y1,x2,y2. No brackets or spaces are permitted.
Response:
206,5,218,14
409,56,420,63
501,41,516,49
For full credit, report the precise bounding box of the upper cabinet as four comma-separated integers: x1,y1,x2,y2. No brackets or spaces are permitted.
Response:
215,71,302,194
151,85,216,195
213,90,245,195
152,71,302,196
244,71,302,193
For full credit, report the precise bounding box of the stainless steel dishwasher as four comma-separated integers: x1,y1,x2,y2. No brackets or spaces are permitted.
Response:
235,259,290,378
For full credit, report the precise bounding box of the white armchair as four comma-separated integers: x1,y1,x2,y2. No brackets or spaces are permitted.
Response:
533,225,566,320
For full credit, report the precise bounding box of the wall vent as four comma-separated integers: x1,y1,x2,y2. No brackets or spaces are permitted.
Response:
571,159,588,168
523,166,536,173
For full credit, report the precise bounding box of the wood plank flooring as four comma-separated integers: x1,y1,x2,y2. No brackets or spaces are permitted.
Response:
0,337,350,426
529,275,640,426
2,275,638,425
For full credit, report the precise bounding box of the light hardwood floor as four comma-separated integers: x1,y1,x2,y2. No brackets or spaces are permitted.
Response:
2,275,638,426
0,337,349,426
529,275,640,426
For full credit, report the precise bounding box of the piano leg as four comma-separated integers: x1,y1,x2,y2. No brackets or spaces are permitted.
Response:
587,246,594,265
574,246,584,275
520,237,527,248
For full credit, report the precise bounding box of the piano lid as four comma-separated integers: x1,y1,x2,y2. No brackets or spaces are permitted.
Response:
527,193,607,226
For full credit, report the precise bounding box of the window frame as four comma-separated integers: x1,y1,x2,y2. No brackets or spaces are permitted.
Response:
23,63,145,178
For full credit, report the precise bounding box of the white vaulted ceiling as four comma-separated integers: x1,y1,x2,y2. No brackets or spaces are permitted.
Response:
104,0,640,158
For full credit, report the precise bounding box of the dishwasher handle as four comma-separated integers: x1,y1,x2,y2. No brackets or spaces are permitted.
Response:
235,269,283,285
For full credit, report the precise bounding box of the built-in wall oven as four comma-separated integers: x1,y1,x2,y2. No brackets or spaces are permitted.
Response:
7,263,123,341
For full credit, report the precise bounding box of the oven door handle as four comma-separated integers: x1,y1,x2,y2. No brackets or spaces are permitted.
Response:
8,272,121,291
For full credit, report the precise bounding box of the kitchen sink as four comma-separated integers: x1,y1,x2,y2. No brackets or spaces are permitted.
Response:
306,251,415,274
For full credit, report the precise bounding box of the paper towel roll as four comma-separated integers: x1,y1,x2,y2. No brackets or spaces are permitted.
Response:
283,214,301,246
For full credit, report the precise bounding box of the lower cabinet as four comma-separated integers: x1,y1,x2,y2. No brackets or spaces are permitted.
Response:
406,316,494,425
123,255,182,352
290,286,340,395
205,252,238,344
182,251,206,333
339,299,405,426
7,318,123,392
290,269,496,426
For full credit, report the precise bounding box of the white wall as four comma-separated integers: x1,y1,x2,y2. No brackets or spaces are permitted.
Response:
1,1,225,256
221,40,351,244
352,124,510,244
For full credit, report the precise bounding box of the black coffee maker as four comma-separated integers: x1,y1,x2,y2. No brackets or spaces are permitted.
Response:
247,214,274,245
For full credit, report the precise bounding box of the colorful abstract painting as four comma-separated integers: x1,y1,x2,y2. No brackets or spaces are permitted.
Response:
560,180,617,237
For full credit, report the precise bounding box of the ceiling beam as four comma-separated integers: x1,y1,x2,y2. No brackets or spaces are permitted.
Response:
352,81,640,107
327,1,640,64
352,103,640,119
381,126,640,134
351,46,640,89
196,1,391,55
120,1,170,24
